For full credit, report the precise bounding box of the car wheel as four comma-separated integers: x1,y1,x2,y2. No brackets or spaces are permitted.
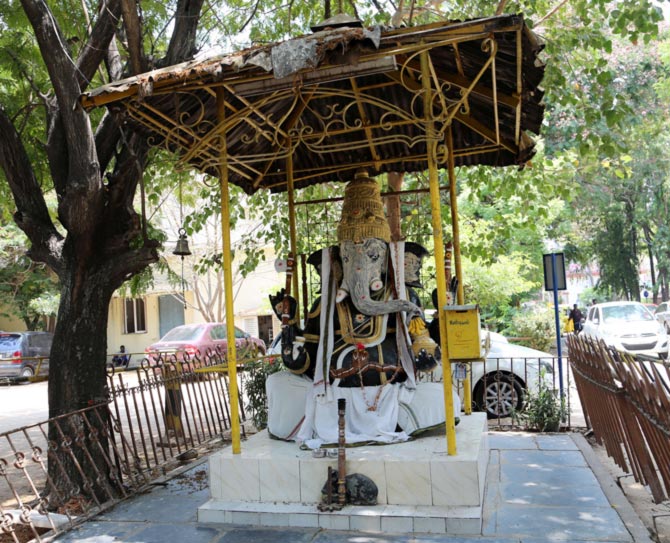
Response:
665,322,670,334
20,366,35,378
474,372,524,419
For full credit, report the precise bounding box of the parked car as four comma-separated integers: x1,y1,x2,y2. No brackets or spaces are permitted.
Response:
419,330,556,417
654,301,670,332
582,301,669,359
145,323,266,361
0,331,53,379
460,336,556,418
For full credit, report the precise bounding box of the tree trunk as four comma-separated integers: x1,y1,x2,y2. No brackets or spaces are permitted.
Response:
47,262,116,503
648,243,657,303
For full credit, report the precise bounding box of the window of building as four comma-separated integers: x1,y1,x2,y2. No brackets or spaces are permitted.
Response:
124,298,146,334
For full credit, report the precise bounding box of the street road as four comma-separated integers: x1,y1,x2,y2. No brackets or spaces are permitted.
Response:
0,379,48,433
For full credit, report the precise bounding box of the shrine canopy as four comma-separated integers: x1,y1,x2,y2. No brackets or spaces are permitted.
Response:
81,14,545,194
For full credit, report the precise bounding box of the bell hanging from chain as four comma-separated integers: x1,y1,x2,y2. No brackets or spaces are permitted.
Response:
173,228,192,257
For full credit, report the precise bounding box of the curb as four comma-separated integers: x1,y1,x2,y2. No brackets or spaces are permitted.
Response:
572,432,654,543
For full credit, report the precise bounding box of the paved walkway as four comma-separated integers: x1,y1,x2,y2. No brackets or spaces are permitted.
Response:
54,431,653,543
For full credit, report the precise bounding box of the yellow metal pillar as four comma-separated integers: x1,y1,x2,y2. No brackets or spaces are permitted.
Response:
287,142,300,323
216,88,242,454
421,48,457,455
447,129,471,415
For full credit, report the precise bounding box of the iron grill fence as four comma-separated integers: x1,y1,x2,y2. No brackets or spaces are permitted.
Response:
0,351,245,543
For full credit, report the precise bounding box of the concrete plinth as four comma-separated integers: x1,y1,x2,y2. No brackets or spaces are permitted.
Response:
198,412,489,534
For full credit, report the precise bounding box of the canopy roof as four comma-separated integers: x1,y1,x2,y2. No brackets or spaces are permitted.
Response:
82,14,545,194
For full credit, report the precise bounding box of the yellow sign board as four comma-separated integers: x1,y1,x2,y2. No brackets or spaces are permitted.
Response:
443,304,481,360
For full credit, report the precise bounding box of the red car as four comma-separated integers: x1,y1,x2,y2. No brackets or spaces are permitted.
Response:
145,323,266,361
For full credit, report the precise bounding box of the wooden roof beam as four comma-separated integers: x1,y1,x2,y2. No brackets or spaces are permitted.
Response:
251,88,318,190
259,143,510,188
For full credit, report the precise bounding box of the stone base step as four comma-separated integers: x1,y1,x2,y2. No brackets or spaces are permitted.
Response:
198,499,482,534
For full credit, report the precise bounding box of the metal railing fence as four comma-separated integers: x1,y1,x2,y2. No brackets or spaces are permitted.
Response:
567,334,670,503
0,349,246,543
0,356,50,385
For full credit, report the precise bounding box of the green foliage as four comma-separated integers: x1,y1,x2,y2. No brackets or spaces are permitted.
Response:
504,305,555,352
0,224,59,330
243,357,284,430
462,253,539,330
594,211,640,300
514,372,567,432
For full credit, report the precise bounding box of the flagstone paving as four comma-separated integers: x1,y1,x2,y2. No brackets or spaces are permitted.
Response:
54,431,652,543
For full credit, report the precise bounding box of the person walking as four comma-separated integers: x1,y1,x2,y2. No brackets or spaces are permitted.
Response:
568,304,584,334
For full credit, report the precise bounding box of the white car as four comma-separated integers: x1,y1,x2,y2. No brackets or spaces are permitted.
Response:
419,331,556,418
475,339,557,418
654,302,670,332
582,301,669,359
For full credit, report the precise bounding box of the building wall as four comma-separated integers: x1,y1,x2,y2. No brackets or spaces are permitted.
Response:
106,256,285,360
106,291,198,361
0,312,26,332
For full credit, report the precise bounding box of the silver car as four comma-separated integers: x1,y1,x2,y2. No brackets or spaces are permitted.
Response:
419,332,556,418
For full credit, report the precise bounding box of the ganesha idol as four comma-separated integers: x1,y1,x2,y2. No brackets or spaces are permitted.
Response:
267,169,460,448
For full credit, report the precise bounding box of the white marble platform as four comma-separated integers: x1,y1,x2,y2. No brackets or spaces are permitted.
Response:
198,412,489,534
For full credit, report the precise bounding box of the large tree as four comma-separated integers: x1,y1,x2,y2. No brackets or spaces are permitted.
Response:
0,0,208,496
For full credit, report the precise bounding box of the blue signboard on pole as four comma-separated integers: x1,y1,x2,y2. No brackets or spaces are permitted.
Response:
543,253,566,402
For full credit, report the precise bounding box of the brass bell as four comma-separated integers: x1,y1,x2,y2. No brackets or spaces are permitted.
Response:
173,228,192,256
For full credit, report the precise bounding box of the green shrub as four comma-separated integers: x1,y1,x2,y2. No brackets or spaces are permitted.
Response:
513,371,567,432
504,305,555,352
244,357,283,430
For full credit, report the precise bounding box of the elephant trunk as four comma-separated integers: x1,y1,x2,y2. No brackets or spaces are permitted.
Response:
349,272,420,317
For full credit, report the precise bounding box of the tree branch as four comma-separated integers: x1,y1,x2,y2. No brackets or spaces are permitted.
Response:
120,0,146,74
237,0,262,36
104,25,125,82
0,106,64,274
535,0,569,28
101,130,149,239
94,111,121,173
21,0,102,190
107,244,160,292
161,0,206,67
6,50,50,106
77,0,123,90
20,0,103,238
44,98,69,199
